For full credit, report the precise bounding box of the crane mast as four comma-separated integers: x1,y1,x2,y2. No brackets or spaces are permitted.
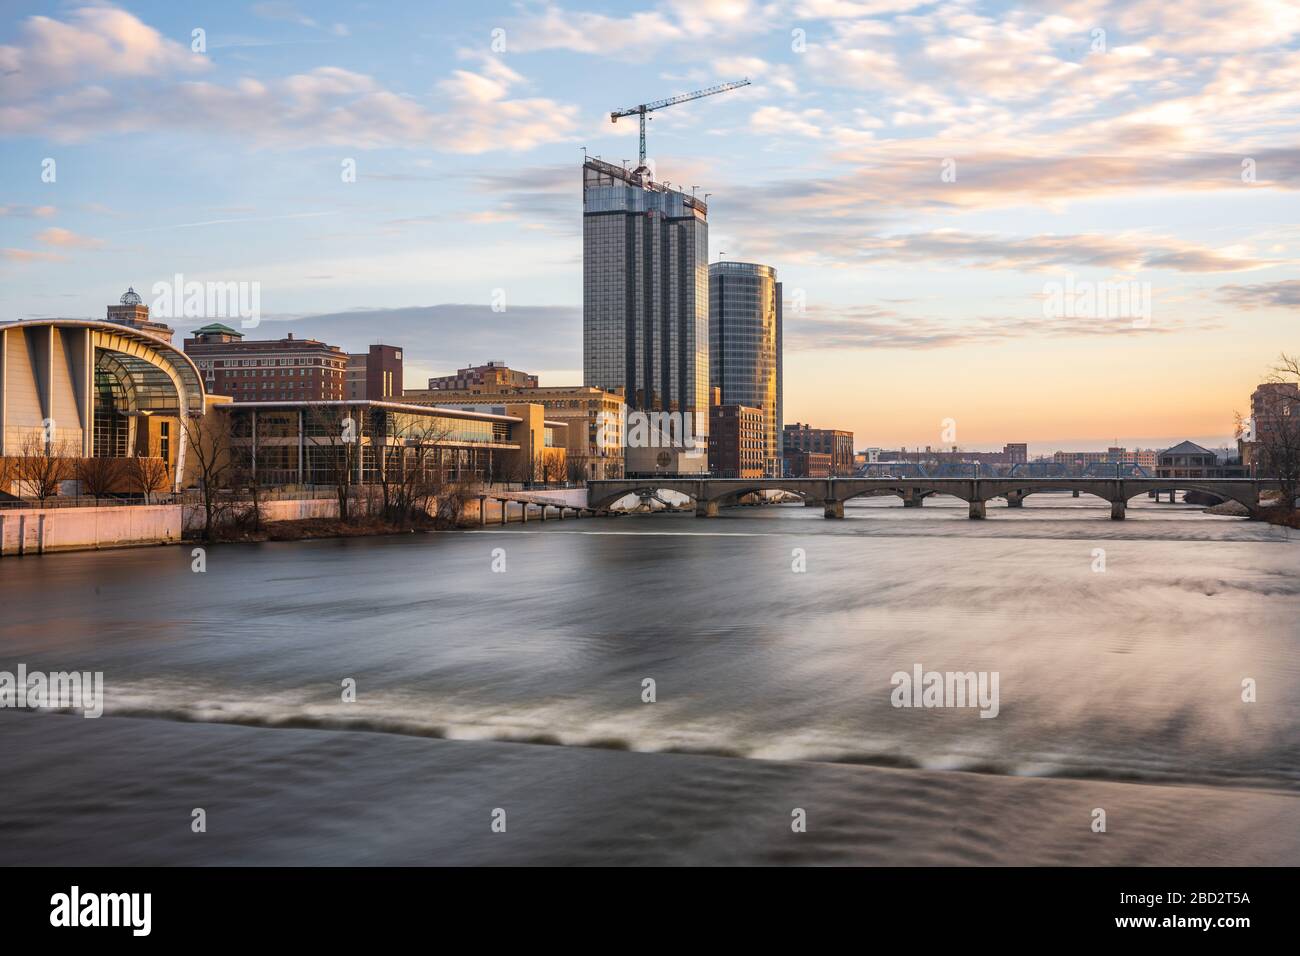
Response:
610,79,750,171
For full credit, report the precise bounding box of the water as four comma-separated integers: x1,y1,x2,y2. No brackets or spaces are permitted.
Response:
2,494,1298,864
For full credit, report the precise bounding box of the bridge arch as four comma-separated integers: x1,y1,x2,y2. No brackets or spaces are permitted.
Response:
990,484,1116,506
587,484,701,511
1121,483,1257,510
839,486,928,504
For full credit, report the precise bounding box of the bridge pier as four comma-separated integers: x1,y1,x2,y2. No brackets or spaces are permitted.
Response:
478,495,487,526
1072,489,1080,498
823,500,844,519
1005,491,1025,508
695,500,719,518
499,500,507,525
1110,500,1126,520
903,491,924,507
968,500,987,520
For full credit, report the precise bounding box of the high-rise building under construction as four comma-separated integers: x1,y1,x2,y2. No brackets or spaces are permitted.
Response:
582,157,709,473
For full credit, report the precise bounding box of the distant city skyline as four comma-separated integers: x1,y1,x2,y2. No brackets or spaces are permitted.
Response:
2,1,1296,452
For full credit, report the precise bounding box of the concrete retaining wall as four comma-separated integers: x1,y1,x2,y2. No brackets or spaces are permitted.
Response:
0,505,181,555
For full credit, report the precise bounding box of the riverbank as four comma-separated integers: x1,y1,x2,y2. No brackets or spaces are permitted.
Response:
2,712,1295,866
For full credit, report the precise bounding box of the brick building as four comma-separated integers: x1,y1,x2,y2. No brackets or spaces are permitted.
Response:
783,423,855,476
347,344,404,400
709,404,766,478
184,325,348,402
785,449,832,478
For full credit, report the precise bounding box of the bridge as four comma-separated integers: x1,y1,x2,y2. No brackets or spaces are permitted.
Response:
586,477,1278,520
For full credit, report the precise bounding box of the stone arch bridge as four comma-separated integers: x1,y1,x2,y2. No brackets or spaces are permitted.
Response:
586,477,1277,520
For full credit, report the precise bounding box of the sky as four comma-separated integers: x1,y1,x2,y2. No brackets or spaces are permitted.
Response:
1,0,1297,453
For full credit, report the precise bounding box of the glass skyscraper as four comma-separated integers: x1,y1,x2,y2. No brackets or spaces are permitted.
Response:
709,261,783,476
582,158,710,453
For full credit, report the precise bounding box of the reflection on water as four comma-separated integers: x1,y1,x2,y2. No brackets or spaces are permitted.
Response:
1,495,1297,790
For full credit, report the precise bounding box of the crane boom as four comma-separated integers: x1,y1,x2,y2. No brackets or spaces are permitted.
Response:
610,79,750,167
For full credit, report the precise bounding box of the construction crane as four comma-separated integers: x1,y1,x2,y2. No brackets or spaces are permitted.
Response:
611,79,750,170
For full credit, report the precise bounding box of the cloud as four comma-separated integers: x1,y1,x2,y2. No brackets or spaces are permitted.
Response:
1,248,65,263
0,5,208,99
0,9,577,153
784,304,1213,351
0,205,56,218
1216,279,1300,309
251,2,319,29
35,227,103,249
507,1,774,55
844,231,1281,273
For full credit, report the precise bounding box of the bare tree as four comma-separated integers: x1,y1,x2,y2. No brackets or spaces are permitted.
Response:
15,434,71,503
375,414,460,527
182,411,235,541
73,455,126,501
540,451,565,486
566,455,588,485
124,441,172,503
305,404,363,523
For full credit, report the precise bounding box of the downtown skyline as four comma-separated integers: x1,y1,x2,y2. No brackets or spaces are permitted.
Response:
1,0,1297,453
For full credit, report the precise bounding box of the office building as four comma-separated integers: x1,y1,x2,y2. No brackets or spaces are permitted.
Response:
709,261,782,476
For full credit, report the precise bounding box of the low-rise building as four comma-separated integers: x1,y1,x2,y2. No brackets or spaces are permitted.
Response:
427,361,538,392
217,400,565,486
403,384,625,480
784,423,855,476
785,449,832,478
1156,440,1244,479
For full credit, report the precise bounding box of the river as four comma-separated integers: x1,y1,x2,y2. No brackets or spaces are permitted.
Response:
2,494,1297,865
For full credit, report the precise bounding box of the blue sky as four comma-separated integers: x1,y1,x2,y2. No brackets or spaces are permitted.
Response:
2,0,1298,450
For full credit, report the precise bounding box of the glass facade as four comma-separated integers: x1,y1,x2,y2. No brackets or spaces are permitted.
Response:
582,159,709,439
709,261,783,476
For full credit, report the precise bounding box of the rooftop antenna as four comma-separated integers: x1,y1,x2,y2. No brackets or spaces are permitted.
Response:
691,185,700,198
611,79,751,173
